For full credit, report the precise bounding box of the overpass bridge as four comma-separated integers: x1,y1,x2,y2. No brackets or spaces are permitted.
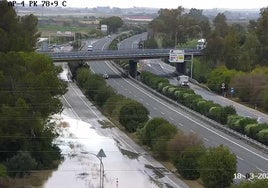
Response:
42,49,203,77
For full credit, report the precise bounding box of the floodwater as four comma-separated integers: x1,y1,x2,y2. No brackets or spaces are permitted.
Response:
41,112,162,188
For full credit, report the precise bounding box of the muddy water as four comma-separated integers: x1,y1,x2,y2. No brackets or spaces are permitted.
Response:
40,114,161,188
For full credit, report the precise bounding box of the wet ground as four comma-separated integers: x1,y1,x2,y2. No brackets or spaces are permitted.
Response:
40,111,173,188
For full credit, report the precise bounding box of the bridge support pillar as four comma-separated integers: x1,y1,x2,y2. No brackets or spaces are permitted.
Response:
175,62,186,75
129,60,138,78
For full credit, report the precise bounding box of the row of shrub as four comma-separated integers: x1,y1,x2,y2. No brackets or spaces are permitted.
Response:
75,67,149,132
73,66,240,188
139,71,268,146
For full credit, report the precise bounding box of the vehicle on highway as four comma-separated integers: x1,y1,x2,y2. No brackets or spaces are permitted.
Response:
196,38,207,50
177,75,189,87
87,44,93,51
103,73,109,79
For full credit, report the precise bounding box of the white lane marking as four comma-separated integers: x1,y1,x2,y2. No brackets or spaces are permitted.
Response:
237,156,244,161
139,98,144,101
203,137,209,142
256,167,265,172
62,95,81,120
146,102,150,106
153,107,157,110
190,129,195,133
169,117,174,121
160,111,165,115
106,62,268,163
178,123,184,127
69,83,101,119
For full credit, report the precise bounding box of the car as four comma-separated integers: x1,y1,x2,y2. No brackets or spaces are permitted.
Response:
107,35,111,38
87,45,93,51
103,73,109,79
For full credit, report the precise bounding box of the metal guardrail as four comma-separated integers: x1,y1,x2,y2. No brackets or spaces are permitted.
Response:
110,61,268,154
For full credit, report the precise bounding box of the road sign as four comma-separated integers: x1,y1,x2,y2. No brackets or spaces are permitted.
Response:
230,87,234,94
221,83,225,89
169,49,184,63
97,148,106,158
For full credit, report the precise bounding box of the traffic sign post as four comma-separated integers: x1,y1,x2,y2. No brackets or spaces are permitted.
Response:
230,87,234,98
169,49,184,63
221,83,226,97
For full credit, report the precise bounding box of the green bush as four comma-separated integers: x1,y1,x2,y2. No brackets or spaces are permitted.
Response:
175,146,205,180
119,101,149,132
0,164,7,177
208,106,223,123
94,86,115,107
257,129,268,145
245,123,258,137
5,152,37,178
141,118,178,159
141,118,177,146
246,123,268,139
227,115,244,131
207,66,238,93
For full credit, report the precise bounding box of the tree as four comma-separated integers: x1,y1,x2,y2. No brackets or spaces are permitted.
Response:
167,132,203,161
119,101,149,132
256,8,268,65
100,16,123,33
5,152,37,178
175,146,205,180
0,52,66,169
0,1,39,52
223,27,241,70
198,145,237,188
140,118,178,159
213,13,229,38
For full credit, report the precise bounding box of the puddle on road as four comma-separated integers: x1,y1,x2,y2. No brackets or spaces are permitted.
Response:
40,112,162,188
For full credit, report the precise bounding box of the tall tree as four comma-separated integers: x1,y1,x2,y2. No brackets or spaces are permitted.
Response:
198,145,237,188
256,7,268,65
100,16,123,34
223,27,241,70
0,0,39,52
213,13,229,38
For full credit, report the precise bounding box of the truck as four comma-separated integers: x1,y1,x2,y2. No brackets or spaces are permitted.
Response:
177,75,189,87
196,38,207,50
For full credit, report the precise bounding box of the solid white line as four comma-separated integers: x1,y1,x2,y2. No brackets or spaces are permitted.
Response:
69,83,101,119
190,129,195,133
106,62,268,163
237,156,244,161
62,95,81,120
256,167,265,172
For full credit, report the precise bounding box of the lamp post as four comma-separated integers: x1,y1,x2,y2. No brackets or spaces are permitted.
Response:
81,148,106,188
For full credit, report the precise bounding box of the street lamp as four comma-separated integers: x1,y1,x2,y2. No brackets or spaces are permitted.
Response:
81,148,106,188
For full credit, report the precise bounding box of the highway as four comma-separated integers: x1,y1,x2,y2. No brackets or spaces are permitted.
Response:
136,58,268,123
85,35,268,182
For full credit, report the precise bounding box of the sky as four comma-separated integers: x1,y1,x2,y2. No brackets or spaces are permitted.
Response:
62,0,268,9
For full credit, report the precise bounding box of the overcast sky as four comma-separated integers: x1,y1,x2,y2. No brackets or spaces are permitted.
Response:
63,0,268,9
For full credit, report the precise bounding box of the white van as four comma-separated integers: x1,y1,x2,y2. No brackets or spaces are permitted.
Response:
87,45,93,51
